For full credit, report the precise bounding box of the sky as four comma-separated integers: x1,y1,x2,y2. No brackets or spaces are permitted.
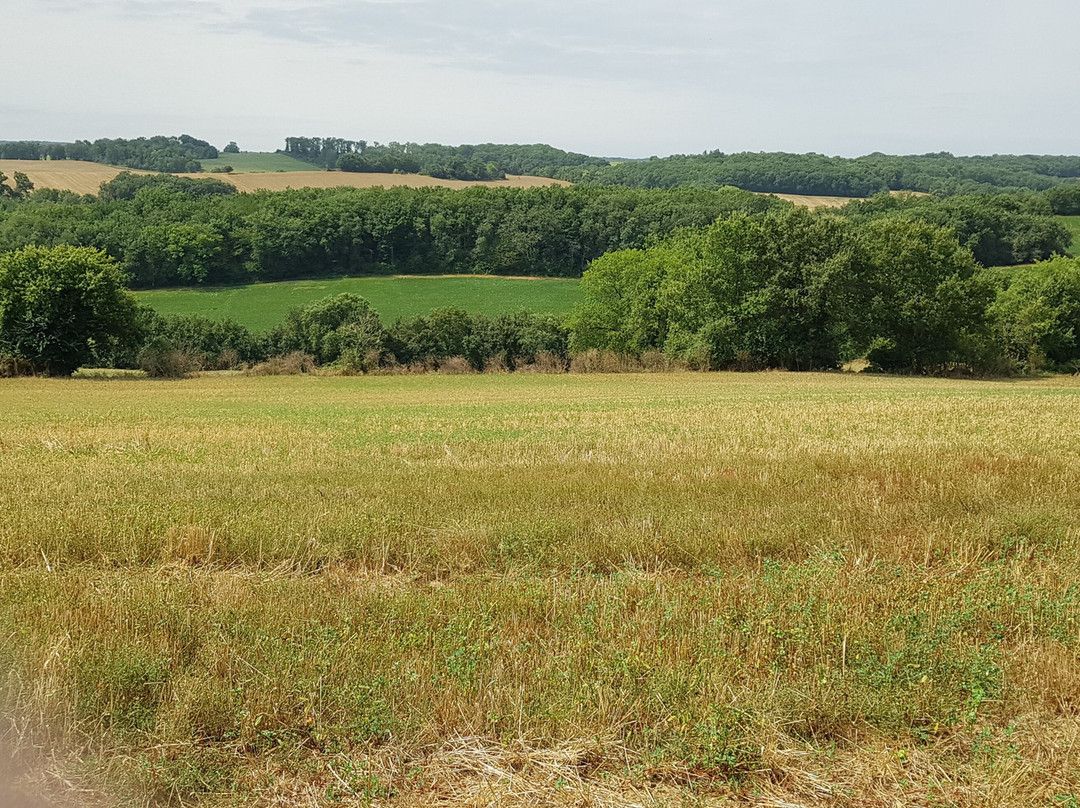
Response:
3,0,1079,159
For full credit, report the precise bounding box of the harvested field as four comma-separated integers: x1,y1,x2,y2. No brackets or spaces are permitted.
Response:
2,372,1080,807
766,192,859,209
0,158,146,195
174,170,572,192
0,159,569,195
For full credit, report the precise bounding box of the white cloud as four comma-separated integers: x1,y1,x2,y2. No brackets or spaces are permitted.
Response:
2,0,1079,156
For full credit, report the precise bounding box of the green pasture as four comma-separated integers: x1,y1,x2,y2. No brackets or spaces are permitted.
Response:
135,274,583,330
1061,214,1080,254
198,151,322,173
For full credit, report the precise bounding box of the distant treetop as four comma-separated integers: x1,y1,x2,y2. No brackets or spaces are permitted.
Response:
3,132,1080,197
0,135,219,173
278,136,1080,196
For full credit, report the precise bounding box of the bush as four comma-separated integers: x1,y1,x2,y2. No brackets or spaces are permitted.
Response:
0,355,35,377
244,352,316,376
268,294,384,365
0,246,142,376
989,256,1080,371
147,314,262,369
436,356,475,375
137,339,202,378
570,349,636,373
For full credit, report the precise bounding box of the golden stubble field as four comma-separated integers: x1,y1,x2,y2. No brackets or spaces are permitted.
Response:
1,159,879,207
0,159,570,195
1,372,1079,807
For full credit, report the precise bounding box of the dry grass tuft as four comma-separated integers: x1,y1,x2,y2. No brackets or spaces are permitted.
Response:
244,351,317,375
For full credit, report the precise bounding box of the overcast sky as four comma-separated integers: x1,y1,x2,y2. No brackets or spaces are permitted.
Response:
4,0,1079,158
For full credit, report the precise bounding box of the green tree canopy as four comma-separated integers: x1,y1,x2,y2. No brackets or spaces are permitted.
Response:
0,245,142,375
268,293,385,365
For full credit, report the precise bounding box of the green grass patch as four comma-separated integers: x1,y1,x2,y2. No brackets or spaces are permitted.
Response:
1060,215,1080,255
198,152,322,173
135,275,582,331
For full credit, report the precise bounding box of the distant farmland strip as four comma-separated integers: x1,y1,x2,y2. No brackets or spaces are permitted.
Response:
0,159,148,195
177,170,572,192
5,159,877,205
0,159,571,195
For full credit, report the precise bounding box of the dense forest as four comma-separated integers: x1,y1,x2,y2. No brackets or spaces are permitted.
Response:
281,136,1080,196
0,135,218,172
0,177,790,286
0,174,1069,291
558,151,1080,197
6,131,1080,197
282,137,610,180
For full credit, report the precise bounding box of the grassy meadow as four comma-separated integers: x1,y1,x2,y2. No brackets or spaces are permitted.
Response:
1061,215,1080,255
198,152,323,173
135,274,583,331
2,372,1080,807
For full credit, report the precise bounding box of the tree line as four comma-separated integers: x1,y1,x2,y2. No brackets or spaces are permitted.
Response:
559,151,1080,197
568,207,1079,374
7,132,1080,197
279,137,1080,196
0,178,790,286
2,216,1078,377
0,135,219,172
0,176,1068,291
282,137,610,180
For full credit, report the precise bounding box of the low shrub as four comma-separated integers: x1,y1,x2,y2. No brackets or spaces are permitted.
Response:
0,356,35,377
436,356,476,375
244,352,316,376
137,340,201,378
518,350,568,373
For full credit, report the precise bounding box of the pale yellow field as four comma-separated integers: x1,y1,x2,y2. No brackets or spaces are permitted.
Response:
760,190,929,209
177,170,571,192
767,192,858,208
3,159,896,207
2,372,1080,807
0,159,570,195
0,158,148,195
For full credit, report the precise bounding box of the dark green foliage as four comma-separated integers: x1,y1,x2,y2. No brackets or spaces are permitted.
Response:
0,141,51,160
3,135,219,172
573,208,864,370
137,337,202,378
840,192,1070,267
0,245,142,375
26,187,93,205
565,151,1080,196
385,308,569,369
336,151,422,175
989,256,1080,371
146,312,263,368
266,293,385,366
571,208,995,373
284,136,606,178
856,219,994,372
1045,185,1080,216
222,141,240,154
0,184,792,288
98,172,237,201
